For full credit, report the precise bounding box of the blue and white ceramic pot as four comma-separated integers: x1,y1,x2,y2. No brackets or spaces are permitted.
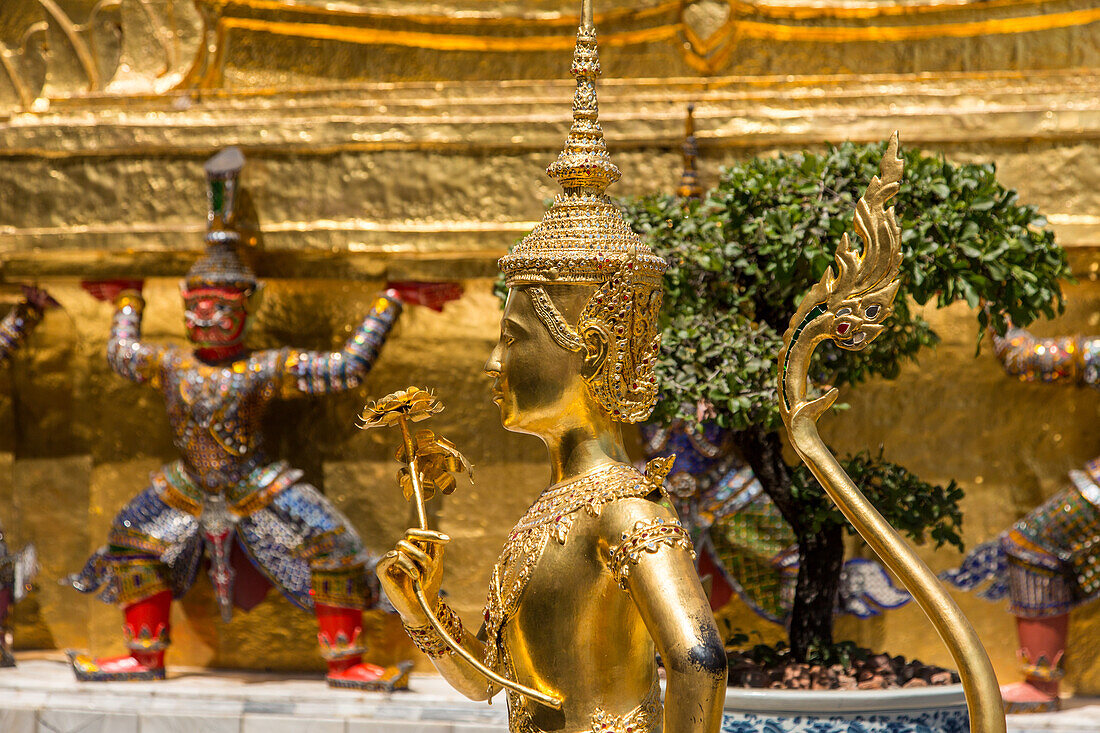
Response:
722,684,968,733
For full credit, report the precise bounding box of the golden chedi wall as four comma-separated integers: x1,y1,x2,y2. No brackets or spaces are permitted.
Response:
3,0,1100,690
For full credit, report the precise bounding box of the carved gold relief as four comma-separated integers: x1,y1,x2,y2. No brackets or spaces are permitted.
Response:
0,0,200,111
3,0,1100,113
109,0,203,95
680,0,735,74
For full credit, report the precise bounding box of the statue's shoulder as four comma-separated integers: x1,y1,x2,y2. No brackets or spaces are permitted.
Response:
516,464,647,531
578,463,655,515
595,458,681,542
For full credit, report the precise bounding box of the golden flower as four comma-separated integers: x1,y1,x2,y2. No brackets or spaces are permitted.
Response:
396,429,474,501
356,386,444,429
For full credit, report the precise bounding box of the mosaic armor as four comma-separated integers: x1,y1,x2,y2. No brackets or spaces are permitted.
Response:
72,290,401,618
0,531,35,668
641,422,911,623
0,295,46,667
941,324,1100,711
943,326,1100,617
0,299,45,363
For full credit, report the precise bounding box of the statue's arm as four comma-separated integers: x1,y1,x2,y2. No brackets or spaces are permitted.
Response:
993,324,1100,386
106,291,167,385
0,300,44,364
276,292,403,397
408,605,495,702
375,528,495,702
604,500,727,733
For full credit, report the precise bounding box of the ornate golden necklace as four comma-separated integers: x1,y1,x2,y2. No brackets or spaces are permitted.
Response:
481,462,656,681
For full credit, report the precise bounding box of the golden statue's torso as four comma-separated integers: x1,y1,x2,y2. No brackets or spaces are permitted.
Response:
484,463,667,733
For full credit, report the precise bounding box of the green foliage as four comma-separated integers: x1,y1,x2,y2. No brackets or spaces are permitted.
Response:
621,141,1070,433
741,639,868,669
789,450,965,551
619,195,786,430
721,627,751,650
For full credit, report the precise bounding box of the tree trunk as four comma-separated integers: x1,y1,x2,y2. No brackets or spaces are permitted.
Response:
787,523,844,659
732,426,846,660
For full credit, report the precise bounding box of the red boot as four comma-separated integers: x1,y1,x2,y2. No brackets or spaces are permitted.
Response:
316,603,411,691
69,590,170,681
1001,614,1067,713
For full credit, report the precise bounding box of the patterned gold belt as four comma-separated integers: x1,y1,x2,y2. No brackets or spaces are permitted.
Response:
509,677,661,733
155,460,300,518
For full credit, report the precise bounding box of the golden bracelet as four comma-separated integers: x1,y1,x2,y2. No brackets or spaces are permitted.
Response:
404,597,464,658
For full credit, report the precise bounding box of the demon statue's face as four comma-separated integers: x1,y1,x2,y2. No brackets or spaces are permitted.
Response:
180,285,254,348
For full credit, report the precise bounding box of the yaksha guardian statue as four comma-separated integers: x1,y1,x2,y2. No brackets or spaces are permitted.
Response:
0,285,55,667
377,5,728,732
944,323,1100,712
68,148,460,687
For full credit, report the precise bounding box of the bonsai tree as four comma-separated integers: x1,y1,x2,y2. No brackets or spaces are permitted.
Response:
620,141,1070,662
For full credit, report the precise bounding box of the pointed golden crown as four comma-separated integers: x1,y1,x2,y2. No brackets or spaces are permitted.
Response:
498,2,666,424
498,4,666,287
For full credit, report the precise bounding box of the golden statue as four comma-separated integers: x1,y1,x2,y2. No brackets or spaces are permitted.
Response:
777,134,1005,733
374,3,728,732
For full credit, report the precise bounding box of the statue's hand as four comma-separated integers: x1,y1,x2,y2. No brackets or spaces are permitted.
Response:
81,279,144,303
385,281,464,312
21,285,60,311
376,528,449,624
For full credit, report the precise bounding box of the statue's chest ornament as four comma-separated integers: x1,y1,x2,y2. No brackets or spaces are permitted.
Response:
171,357,261,455
178,366,234,426
481,461,673,684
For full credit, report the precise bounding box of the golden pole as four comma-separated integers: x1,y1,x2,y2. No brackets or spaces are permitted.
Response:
397,415,429,531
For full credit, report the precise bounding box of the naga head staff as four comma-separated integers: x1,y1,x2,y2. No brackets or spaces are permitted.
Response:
779,133,904,417
775,133,1008,732
825,132,904,351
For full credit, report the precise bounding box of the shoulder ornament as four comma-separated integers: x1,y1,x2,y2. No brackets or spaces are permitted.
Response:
608,517,694,591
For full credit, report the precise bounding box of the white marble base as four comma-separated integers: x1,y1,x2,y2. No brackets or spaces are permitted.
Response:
1007,699,1100,733
1,655,1098,732
0,656,508,733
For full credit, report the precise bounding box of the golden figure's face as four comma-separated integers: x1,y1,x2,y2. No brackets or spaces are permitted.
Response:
484,286,594,436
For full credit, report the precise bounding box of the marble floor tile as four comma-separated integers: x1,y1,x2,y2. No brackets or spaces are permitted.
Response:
450,722,508,733
1007,702,1100,732
347,720,453,733
0,708,35,733
241,713,344,733
140,712,241,733
36,709,139,733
